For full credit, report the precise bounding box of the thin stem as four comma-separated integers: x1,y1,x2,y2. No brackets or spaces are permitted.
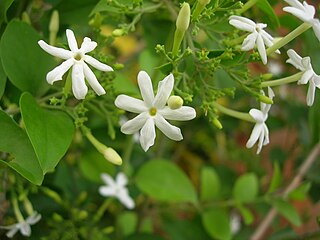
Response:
93,198,112,222
261,72,303,87
212,102,255,123
237,0,258,14
266,23,312,55
250,143,320,240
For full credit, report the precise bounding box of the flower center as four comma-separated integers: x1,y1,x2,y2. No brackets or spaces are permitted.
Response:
149,107,157,116
74,52,82,61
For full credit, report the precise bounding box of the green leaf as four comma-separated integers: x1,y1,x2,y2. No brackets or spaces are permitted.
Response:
135,160,197,203
273,199,302,226
0,0,14,25
20,92,74,173
233,173,258,203
0,110,43,185
201,208,231,240
256,0,280,28
0,20,55,96
117,212,138,237
0,58,6,98
267,161,282,193
237,205,254,225
288,182,311,200
113,73,139,95
200,167,221,201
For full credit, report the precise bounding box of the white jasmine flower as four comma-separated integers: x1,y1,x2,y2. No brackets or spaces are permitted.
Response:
246,87,274,154
99,172,135,209
38,29,113,100
229,16,280,65
283,0,320,41
230,213,241,235
0,212,41,238
286,49,320,106
115,71,196,152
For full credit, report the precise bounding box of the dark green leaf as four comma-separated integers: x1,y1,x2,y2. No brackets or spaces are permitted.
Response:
256,0,280,28
273,199,302,226
0,0,14,25
117,212,138,237
200,167,221,201
20,92,74,173
201,208,231,240
233,173,258,203
0,20,54,96
0,58,6,98
0,110,43,185
135,160,197,203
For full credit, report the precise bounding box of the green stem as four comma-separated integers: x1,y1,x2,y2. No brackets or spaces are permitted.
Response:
172,28,185,56
266,22,312,55
122,136,134,176
261,72,303,87
12,193,24,223
192,2,205,21
93,198,112,222
237,0,258,14
212,102,255,122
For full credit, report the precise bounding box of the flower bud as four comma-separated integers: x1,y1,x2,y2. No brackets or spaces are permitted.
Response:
259,95,273,104
212,118,223,129
112,29,125,37
103,147,122,165
261,73,273,80
199,0,211,5
168,95,184,109
21,12,31,25
176,2,191,31
49,10,59,33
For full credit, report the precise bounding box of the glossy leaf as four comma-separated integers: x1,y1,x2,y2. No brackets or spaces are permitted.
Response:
0,20,54,96
20,92,74,173
233,173,258,203
200,167,221,201
273,199,302,226
202,208,231,240
0,110,43,185
135,160,197,203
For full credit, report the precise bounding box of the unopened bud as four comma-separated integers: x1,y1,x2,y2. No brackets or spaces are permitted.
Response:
113,63,124,70
199,0,211,5
259,95,273,104
212,118,223,129
21,12,31,25
49,10,59,33
176,2,191,31
112,29,125,37
103,147,122,165
168,96,183,109
261,73,273,80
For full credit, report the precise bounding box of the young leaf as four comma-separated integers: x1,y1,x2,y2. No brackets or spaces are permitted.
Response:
20,92,75,173
237,204,254,225
288,182,311,201
0,110,43,185
0,20,55,96
200,167,221,201
267,161,282,193
201,208,232,240
273,199,302,226
135,160,197,203
233,173,258,203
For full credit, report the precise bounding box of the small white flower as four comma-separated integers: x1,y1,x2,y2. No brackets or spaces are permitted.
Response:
229,16,280,65
115,71,196,152
283,0,320,41
246,87,274,154
99,172,135,209
38,29,113,100
230,213,241,235
286,49,320,106
0,212,41,238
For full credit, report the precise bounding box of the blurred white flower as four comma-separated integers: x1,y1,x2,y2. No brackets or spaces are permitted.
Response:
246,87,274,154
229,16,279,65
267,61,283,76
230,213,241,235
99,172,135,209
286,49,320,106
38,29,113,99
0,212,41,238
115,71,196,152
283,0,320,41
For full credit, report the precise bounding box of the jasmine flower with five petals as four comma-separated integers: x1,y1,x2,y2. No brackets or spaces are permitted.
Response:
38,29,113,100
115,71,196,151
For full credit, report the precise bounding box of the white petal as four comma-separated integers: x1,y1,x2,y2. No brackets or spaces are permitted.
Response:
99,186,116,197
268,87,275,100
301,56,311,70
286,49,304,71
72,63,87,99
256,34,267,64
140,118,156,152
256,127,265,154
38,40,73,59
313,75,320,87
241,32,257,51
46,58,74,84
263,124,270,146
312,19,320,42
229,15,256,32
82,62,105,96
249,109,265,122
155,114,183,141
158,106,196,121
117,189,135,209
84,55,113,72
121,112,148,134
79,37,97,54
66,29,78,52
260,30,274,48
137,71,154,107
153,74,174,108
116,172,128,187
299,70,313,85
26,212,41,225
246,123,264,148
284,0,304,9
303,1,316,19
283,6,311,22
20,223,31,237
6,226,19,238
101,173,115,186
307,80,316,106
115,95,147,113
